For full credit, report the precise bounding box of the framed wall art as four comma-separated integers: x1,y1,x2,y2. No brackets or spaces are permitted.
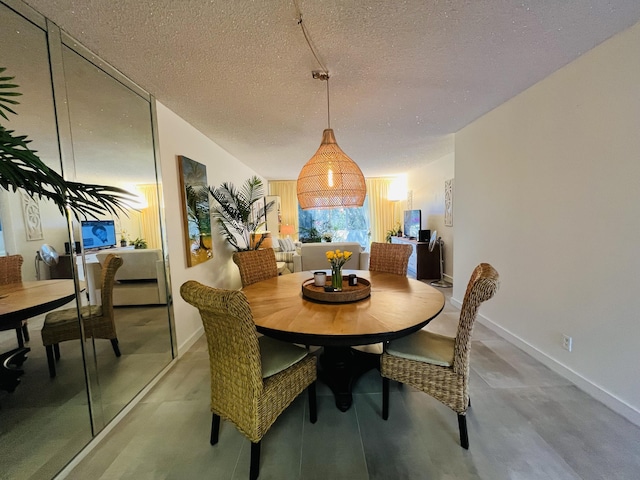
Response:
178,155,213,266
444,178,453,227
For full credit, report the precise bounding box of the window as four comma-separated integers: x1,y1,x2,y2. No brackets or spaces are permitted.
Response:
298,197,371,249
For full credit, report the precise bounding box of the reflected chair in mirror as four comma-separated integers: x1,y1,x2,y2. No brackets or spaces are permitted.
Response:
232,248,278,288
0,254,30,347
381,263,500,449
180,280,317,480
369,242,413,276
40,254,123,378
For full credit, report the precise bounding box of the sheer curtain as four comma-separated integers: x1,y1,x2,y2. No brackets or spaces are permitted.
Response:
366,178,395,243
138,184,162,250
269,181,298,240
270,179,396,244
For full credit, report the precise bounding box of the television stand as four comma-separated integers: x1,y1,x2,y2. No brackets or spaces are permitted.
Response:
390,237,440,280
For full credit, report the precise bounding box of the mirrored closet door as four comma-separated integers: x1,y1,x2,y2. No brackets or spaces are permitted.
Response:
0,2,175,478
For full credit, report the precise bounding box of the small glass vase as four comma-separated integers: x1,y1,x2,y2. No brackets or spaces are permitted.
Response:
331,266,343,291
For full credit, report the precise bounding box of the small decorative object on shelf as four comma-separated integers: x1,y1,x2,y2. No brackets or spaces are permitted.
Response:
325,249,352,292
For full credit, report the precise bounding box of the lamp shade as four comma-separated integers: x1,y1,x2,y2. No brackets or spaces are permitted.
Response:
297,129,366,210
280,224,295,236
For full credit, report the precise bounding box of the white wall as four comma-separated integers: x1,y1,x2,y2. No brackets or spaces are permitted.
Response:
454,21,640,424
155,101,262,355
406,151,455,281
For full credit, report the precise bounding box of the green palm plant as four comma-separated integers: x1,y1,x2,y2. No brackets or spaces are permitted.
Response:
0,67,132,218
209,176,274,251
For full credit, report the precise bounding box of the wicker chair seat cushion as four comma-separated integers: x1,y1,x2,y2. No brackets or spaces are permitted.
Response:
386,330,455,367
259,336,309,378
45,305,104,326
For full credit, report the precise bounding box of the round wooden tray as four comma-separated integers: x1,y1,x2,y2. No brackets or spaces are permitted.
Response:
301,276,371,303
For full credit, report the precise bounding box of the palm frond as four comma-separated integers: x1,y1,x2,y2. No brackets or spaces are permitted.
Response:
0,68,21,121
0,126,133,218
0,67,135,219
209,176,274,251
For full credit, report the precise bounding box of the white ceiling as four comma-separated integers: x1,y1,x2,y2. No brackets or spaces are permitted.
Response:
23,0,640,180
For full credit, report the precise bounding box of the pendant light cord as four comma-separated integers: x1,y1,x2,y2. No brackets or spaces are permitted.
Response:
293,0,328,74
293,0,332,128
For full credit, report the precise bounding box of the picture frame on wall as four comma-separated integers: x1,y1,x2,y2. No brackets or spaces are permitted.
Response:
444,179,453,227
177,155,213,266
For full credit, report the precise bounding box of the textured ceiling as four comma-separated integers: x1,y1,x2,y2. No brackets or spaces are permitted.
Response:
23,0,640,180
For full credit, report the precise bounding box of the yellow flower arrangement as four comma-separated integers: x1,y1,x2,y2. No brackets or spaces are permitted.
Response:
325,249,353,270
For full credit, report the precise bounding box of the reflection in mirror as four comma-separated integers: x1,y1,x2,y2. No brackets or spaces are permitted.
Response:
0,4,92,479
61,44,173,431
1,2,174,478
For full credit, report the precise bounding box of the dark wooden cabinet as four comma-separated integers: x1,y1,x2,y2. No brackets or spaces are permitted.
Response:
390,237,440,280
48,254,74,279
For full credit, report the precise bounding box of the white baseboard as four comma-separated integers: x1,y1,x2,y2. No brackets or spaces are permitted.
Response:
177,325,204,357
450,297,640,427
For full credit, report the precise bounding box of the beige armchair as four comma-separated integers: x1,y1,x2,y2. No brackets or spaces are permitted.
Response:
292,242,369,272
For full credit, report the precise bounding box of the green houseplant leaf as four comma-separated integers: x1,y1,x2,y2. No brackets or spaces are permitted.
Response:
209,176,275,251
0,67,134,219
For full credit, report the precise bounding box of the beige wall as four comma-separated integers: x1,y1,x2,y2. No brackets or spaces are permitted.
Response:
455,21,640,424
406,151,455,281
155,101,262,355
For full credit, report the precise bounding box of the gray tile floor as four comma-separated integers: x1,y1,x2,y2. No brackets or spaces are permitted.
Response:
64,288,640,480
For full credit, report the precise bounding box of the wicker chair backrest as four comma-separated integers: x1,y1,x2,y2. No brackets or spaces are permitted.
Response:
233,249,278,287
0,254,23,285
453,263,500,374
369,242,413,276
99,254,123,314
180,280,263,429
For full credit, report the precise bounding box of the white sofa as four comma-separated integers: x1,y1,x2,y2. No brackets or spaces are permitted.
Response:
95,249,168,306
293,242,369,272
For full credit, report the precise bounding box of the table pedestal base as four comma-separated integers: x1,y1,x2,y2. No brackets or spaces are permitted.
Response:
0,346,29,393
318,346,380,412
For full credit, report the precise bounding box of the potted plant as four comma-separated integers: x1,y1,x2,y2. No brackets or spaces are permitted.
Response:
131,237,147,249
0,67,132,218
209,176,274,251
299,225,321,243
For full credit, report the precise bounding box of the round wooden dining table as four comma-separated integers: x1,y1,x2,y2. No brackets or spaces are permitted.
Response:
0,279,78,392
241,270,445,411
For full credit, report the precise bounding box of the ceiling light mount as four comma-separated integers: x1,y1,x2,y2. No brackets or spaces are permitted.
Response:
312,71,329,81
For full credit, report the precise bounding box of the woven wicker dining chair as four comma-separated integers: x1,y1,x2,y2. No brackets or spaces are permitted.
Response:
232,248,278,287
369,242,413,276
180,280,317,480
40,254,123,378
381,263,500,449
0,254,30,347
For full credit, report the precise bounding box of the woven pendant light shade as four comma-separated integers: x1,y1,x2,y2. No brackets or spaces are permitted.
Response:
297,128,366,210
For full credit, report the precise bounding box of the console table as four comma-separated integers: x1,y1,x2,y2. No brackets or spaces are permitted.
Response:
390,236,440,280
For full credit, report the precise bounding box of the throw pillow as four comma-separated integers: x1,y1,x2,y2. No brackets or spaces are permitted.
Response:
279,237,296,252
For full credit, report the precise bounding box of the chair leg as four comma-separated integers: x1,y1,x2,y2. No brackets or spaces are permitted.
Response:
21,322,30,342
308,381,317,424
382,377,389,420
45,345,56,378
458,414,469,449
250,441,261,480
210,413,220,445
110,338,121,357
15,327,24,348
53,343,60,360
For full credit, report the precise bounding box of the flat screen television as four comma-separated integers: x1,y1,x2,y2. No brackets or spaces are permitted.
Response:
403,209,421,239
81,220,117,250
